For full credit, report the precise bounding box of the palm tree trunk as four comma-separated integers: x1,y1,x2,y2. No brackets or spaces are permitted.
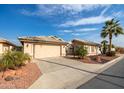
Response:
109,34,112,52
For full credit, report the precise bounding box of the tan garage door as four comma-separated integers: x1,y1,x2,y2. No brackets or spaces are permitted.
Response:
34,44,61,58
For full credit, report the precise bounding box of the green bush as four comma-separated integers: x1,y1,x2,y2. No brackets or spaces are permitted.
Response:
12,51,31,67
75,46,88,58
0,51,31,71
0,51,15,70
106,51,116,56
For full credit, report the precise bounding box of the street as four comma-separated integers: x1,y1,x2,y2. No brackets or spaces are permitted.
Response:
78,58,124,89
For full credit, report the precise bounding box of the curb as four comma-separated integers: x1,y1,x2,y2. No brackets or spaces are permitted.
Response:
66,55,124,89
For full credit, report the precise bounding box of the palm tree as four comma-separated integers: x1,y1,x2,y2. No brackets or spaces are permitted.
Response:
101,40,108,54
101,18,124,53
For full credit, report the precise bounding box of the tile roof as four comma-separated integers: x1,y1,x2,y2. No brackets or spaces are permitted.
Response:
18,36,68,45
72,39,101,46
0,39,16,46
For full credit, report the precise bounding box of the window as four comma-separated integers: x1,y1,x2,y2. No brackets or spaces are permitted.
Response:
91,46,95,52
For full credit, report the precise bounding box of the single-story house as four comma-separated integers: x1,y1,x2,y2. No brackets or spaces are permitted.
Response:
0,39,15,54
18,36,68,58
116,46,124,54
66,39,101,56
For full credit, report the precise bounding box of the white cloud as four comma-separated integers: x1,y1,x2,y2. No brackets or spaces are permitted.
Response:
61,4,108,14
71,32,94,36
62,30,73,33
112,11,124,18
60,28,98,33
71,33,81,36
59,15,112,27
21,4,110,16
77,28,98,32
100,5,111,16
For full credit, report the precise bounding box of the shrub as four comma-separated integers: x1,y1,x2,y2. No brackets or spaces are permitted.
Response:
0,51,31,71
75,46,88,59
12,51,31,67
106,51,116,56
101,40,108,54
0,51,16,70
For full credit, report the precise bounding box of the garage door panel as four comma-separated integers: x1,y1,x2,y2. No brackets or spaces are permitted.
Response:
34,44,61,58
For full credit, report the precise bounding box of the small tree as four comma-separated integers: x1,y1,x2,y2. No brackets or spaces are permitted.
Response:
76,46,88,59
101,40,108,54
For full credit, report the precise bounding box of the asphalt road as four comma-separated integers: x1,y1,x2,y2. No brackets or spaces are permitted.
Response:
78,57,124,89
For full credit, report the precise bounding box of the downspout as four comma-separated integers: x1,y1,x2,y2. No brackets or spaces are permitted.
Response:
33,43,35,58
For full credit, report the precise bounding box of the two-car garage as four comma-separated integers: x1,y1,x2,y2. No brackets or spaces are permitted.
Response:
34,44,65,58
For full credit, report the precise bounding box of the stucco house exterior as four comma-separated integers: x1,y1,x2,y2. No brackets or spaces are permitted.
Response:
18,36,68,58
0,39,15,55
66,39,101,56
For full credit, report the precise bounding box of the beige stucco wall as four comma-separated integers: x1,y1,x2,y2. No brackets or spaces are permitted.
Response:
87,46,100,56
0,43,14,55
0,43,3,54
24,43,34,57
23,42,66,58
10,46,13,50
84,45,96,56
61,45,66,56
3,44,9,52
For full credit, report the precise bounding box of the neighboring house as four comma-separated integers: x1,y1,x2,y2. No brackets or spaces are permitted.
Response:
66,39,101,56
66,43,74,55
18,36,68,58
0,39,15,54
116,46,124,54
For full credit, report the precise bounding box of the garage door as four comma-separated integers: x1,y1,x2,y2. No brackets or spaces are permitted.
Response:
34,44,61,58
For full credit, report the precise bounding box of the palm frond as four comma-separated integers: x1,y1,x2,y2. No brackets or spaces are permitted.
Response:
101,31,108,38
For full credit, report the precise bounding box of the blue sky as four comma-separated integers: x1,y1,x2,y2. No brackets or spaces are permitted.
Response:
0,4,124,46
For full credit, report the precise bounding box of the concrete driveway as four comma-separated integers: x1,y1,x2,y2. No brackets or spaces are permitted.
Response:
35,57,102,74
29,56,124,89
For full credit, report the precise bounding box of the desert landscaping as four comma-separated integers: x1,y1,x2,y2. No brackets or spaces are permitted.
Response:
0,51,41,89
0,63,41,88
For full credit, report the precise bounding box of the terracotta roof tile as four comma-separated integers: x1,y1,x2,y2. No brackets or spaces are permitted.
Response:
72,39,101,46
18,36,67,45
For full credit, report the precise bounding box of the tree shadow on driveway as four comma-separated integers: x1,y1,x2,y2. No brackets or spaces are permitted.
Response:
38,59,124,79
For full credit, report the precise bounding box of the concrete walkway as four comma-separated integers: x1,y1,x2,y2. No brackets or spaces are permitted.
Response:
29,55,124,89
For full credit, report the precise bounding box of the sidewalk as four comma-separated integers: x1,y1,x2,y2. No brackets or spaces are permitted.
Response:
29,55,124,89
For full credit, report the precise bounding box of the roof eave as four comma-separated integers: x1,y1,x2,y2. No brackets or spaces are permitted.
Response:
18,38,68,45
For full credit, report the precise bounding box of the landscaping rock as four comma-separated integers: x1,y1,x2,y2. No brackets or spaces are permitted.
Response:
96,56,102,62
84,57,91,61
4,76,20,81
4,76,14,81
4,70,16,77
